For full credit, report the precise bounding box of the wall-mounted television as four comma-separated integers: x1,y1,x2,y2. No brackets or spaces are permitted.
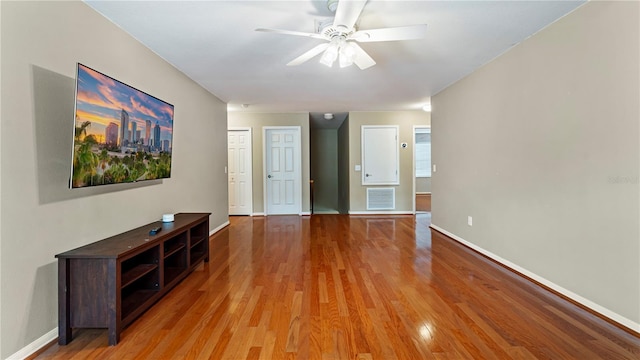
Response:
70,63,174,188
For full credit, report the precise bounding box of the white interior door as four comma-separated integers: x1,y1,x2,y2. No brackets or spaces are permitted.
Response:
228,129,252,215
264,127,301,215
362,125,399,185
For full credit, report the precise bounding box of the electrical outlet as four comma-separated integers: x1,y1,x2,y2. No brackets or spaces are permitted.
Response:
467,216,473,226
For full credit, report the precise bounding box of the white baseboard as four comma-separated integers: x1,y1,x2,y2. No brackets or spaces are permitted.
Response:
209,220,230,236
251,212,311,216
430,224,640,333
313,210,340,214
348,210,413,215
7,328,57,360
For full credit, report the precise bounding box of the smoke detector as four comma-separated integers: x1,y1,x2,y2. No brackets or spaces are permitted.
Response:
327,0,338,12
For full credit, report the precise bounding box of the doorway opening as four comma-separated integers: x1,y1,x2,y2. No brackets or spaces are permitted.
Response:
414,127,431,214
309,112,349,214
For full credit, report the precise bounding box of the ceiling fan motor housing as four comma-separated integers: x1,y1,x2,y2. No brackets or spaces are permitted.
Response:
321,25,353,41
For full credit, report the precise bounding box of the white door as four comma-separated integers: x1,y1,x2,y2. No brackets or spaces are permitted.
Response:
264,127,301,215
228,129,252,215
362,125,399,185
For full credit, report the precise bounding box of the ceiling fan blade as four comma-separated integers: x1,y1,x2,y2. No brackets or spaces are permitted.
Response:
351,42,376,70
255,28,326,40
287,43,331,66
333,0,367,30
351,24,428,42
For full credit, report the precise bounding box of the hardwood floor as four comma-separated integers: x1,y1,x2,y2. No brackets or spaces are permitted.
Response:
416,193,431,212
36,214,639,359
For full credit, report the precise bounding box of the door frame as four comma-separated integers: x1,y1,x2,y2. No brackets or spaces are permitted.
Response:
413,125,431,214
228,127,253,215
262,126,302,215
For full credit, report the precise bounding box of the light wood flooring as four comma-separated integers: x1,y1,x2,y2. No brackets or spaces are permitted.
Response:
36,214,639,359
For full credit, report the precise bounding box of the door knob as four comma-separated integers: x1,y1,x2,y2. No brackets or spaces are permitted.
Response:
267,175,272,178
365,173,371,177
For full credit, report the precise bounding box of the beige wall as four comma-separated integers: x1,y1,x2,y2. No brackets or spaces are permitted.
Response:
0,1,228,357
337,118,350,214
416,177,431,193
228,112,311,214
432,1,639,327
348,111,430,212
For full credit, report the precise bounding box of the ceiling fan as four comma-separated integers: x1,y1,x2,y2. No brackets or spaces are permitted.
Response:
256,0,427,70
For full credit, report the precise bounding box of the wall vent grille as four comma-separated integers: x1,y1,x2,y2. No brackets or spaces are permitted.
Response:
366,188,395,210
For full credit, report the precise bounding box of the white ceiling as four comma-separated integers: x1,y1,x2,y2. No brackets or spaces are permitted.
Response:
85,0,585,115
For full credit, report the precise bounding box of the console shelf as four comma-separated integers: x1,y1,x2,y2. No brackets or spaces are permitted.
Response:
164,242,186,258
190,236,206,248
56,212,210,346
121,289,157,320
121,264,158,288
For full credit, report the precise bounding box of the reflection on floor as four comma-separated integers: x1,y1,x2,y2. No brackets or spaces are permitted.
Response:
35,213,639,359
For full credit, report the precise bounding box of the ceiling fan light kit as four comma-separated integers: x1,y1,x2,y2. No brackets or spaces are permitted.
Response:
319,40,340,66
338,41,356,68
319,38,357,68
256,0,427,70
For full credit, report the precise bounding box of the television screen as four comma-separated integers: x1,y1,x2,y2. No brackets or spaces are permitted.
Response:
70,63,174,188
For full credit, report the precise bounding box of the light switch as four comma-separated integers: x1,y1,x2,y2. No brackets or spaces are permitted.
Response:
432,164,437,173
355,165,361,172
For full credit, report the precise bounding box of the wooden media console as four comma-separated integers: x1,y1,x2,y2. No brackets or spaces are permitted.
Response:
56,212,211,346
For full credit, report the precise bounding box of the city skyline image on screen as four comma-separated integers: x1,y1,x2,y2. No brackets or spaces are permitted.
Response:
71,63,174,188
